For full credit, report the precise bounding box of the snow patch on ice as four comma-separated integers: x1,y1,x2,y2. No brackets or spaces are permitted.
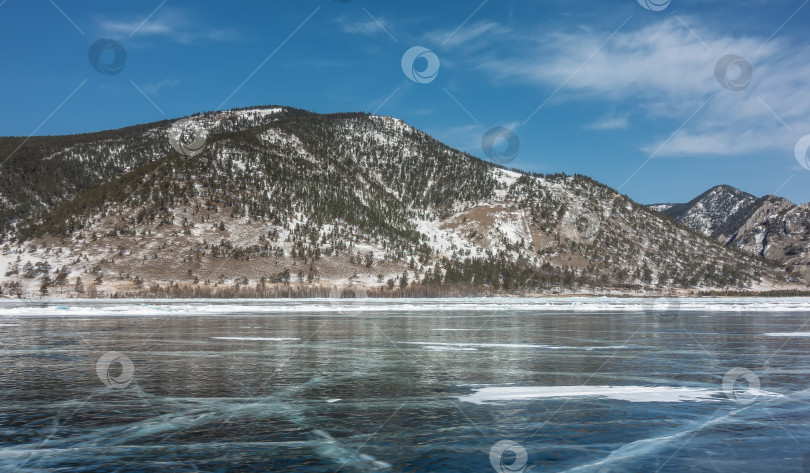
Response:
210,337,300,342
2,297,809,318
399,341,628,350
458,385,725,404
763,332,810,337
421,345,479,351
431,328,478,331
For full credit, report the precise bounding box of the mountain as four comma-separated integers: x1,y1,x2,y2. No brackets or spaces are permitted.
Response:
651,185,810,280
0,107,801,298
650,185,758,238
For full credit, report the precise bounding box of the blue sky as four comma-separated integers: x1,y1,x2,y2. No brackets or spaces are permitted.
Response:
1,0,809,205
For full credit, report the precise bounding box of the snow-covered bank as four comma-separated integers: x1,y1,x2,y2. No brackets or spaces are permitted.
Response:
1,297,809,318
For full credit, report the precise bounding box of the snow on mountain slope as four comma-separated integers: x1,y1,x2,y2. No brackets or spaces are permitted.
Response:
0,108,800,298
657,185,757,238
652,185,810,280
649,204,674,213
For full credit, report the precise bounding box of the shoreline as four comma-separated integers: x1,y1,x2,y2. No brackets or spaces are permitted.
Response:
3,291,810,302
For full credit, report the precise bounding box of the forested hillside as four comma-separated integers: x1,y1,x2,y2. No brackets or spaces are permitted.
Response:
0,107,802,298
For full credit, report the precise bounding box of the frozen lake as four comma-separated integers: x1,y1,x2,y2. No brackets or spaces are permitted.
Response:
1,298,810,472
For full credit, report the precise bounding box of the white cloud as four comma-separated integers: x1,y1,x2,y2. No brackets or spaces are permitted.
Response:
586,111,630,130
424,21,512,50
100,9,238,44
475,17,810,158
141,79,180,96
337,17,392,37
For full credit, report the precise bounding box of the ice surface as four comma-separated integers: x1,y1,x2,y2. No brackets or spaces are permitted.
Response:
0,298,806,472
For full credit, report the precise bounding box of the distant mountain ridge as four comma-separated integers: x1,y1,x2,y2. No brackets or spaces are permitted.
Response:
651,185,760,239
0,107,802,297
650,185,809,280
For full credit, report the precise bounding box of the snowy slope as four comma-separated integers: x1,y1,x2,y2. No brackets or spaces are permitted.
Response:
0,108,800,298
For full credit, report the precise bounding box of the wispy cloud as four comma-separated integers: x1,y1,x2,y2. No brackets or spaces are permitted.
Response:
586,110,630,130
99,9,238,44
424,20,512,49
140,78,179,96
283,58,354,69
337,16,392,37
472,17,810,158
